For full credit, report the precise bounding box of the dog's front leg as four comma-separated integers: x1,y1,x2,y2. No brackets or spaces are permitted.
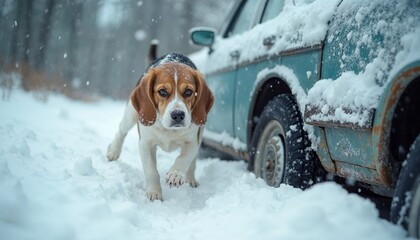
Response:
166,142,199,188
185,157,198,187
107,100,137,161
139,141,162,201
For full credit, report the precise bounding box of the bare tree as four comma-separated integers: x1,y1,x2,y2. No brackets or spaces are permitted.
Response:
64,0,83,84
9,0,23,66
22,0,33,64
0,0,232,98
37,0,56,69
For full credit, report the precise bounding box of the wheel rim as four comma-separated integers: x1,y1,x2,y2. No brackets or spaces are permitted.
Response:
254,120,285,187
409,176,420,237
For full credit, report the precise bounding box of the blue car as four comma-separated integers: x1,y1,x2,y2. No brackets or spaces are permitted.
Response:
189,0,420,237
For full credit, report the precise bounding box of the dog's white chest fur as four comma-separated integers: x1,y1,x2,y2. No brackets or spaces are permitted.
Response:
138,122,200,152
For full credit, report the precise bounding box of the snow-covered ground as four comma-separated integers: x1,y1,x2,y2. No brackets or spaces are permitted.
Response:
0,91,408,240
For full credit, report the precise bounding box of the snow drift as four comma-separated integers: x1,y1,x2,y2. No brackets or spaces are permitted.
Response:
0,90,408,240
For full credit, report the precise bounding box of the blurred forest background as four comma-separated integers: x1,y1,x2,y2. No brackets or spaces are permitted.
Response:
0,0,232,100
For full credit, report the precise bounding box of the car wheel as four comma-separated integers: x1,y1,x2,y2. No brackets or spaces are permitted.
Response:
249,94,316,189
391,134,420,238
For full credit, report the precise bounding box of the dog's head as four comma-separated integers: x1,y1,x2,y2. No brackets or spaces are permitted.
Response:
131,62,214,129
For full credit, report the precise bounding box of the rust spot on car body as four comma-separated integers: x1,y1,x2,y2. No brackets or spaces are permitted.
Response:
373,66,420,187
317,137,336,173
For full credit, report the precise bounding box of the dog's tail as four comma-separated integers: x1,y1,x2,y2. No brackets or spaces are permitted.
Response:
147,39,159,66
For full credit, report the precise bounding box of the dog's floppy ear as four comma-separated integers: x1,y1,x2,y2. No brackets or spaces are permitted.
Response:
130,70,157,126
192,71,214,126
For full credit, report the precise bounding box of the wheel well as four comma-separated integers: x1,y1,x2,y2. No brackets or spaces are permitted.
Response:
248,77,292,145
390,77,420,163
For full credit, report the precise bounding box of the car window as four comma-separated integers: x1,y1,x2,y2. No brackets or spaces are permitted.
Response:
225,0,259,38
260,0,285,23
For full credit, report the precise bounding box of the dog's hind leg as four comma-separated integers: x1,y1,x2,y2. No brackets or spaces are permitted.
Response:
107,100,138,161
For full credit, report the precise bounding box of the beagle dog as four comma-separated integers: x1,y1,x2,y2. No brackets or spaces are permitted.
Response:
107,53,214,201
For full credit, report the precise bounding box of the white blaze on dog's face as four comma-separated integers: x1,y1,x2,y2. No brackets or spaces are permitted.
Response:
153,63,199,129
130,62,214,129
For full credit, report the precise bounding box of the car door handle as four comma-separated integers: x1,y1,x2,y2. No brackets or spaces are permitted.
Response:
230,50,240,59
263,35,276,48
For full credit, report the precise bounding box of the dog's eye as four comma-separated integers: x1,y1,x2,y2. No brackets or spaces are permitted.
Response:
158,89,168,97
183,89,193,98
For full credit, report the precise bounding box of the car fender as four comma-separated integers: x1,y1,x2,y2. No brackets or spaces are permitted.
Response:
372,60,420,186
247,66,298,146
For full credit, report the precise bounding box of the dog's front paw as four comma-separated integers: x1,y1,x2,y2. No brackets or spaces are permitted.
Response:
186,178,199,188
107,142,122,161
166,170,185,188
146,191,162,201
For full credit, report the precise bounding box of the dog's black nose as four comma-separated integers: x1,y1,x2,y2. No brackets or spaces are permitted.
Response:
171,110,185,124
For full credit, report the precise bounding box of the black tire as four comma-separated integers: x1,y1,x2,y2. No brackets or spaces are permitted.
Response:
248,94,317,189
391,134,420,238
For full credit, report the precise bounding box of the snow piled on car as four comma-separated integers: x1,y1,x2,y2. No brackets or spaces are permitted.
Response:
191,0,420,129
306,0,420,127
192,0,341,73
0,91,408,240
